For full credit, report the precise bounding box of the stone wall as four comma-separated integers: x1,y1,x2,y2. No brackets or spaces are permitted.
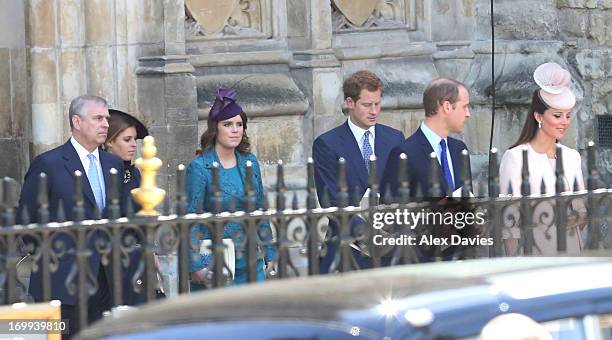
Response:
478,0,612,186
558,0,612,184
0,0,28,180
1,0,611,203
0,0,198,201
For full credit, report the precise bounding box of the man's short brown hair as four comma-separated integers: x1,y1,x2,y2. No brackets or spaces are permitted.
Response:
343,70,384,102
422,78,466,117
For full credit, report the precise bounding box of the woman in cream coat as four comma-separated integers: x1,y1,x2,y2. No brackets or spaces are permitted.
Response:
499,62,585,256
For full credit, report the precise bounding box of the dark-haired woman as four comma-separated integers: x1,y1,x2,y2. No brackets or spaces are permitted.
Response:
499,62,585,256
104,110,166,304
104,109,148,201
186,88,277,290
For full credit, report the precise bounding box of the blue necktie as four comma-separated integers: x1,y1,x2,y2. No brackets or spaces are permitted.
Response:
87,154,105,213
361,131,373,173
439,139,454,190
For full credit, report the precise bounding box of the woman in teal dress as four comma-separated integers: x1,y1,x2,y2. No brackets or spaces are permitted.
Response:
186,88,277,290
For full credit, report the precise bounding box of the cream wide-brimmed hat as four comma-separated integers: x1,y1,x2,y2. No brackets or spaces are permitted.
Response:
533,62,576,110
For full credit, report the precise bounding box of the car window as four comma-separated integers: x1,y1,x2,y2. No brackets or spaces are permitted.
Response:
600,314,612,340
541,317,584,340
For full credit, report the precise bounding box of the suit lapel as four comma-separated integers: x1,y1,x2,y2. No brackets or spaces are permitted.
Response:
339,121,368,188
415,127,435,161
235,151,247,192
62,141,97,208
374,124,389,183
449,139,466,189
99,149,114,200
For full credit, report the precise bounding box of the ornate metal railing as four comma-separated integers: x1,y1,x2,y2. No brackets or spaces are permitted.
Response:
0,138,610,332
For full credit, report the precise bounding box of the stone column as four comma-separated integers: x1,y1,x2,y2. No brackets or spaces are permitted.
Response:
137,55,197,206
136,0,198,203
84,0,115,100
290,0,343,154
58,0,86,127
29,0,65,156
162,0,186,55
0,0,29,180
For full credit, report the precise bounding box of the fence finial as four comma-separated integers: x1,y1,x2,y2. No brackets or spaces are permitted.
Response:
488,148,499,198
132,136,166,216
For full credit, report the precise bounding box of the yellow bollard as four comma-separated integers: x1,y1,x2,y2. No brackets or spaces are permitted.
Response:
132,136,166,216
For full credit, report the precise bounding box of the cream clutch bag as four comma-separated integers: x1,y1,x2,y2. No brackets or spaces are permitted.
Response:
200,238,235,280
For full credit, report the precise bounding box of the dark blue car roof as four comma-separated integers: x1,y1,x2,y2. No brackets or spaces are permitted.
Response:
79,257,612,340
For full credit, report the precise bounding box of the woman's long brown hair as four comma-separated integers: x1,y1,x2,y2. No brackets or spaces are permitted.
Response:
198,111,251,155
509,90,550,149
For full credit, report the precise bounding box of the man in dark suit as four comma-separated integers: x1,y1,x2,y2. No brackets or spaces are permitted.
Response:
313,70,404,273
18,95,124,338
381,78,472,198
381,78,473,259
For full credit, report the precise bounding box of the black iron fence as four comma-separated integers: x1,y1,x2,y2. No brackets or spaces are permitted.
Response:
0,142,611,332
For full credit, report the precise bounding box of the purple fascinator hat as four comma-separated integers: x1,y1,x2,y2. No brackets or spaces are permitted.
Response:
208,88,243,121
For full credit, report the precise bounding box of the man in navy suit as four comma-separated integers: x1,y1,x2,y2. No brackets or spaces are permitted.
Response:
381,78,472,259
313,71,404,273
18,95,124,338
381,78,472,198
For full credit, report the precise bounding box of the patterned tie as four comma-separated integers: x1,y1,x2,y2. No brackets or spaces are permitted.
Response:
361,131,373,173
439,139,454,190
87,154,105,213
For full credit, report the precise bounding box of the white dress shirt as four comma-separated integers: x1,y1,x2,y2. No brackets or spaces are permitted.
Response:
420,121,456,185
347,117,375,157
70,136,106,203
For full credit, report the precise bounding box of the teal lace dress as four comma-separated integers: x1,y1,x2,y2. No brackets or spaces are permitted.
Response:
186,148,277,289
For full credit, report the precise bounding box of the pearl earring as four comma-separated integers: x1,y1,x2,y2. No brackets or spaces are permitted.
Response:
537,121,542,129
